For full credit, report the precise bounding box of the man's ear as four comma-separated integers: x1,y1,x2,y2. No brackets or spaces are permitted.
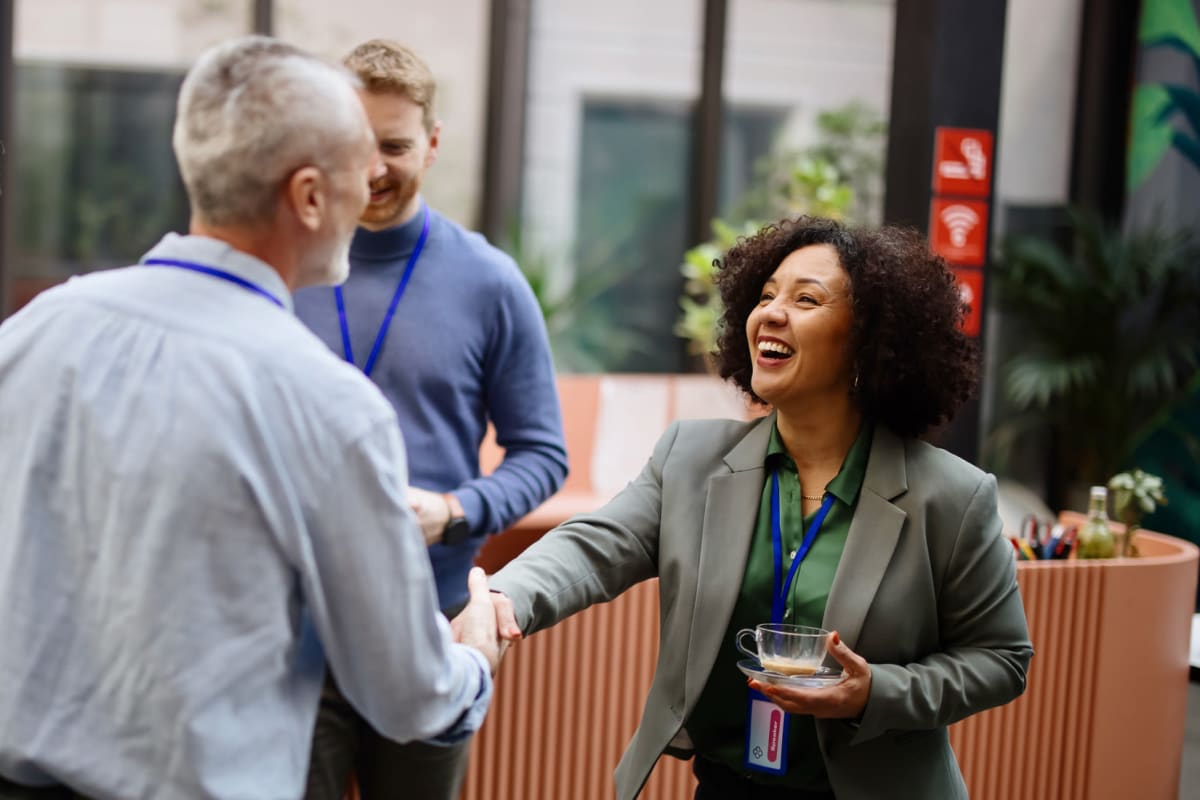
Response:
284,166,325,233
424,120,442,169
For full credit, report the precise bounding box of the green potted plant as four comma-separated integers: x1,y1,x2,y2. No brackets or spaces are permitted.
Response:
1107,468,1169,557
987,211,1200,502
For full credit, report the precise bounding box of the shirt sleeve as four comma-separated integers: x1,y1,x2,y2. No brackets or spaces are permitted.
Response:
454,265,568,536
297,417,492,743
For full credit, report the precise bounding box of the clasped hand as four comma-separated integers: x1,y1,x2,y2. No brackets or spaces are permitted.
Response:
450,572,523,676
748,631,873,719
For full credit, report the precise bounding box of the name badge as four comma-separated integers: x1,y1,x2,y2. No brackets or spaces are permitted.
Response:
744,688,789,774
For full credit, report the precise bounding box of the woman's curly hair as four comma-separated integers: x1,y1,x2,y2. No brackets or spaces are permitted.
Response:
712,216,979,438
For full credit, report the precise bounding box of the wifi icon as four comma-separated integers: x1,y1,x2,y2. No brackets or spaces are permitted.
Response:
929,198,988,266
940,204,979,247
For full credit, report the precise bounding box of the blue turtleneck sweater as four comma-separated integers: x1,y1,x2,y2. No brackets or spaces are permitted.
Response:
294,204,567,610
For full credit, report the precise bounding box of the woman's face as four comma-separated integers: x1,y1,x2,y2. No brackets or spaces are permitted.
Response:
745,244,856,410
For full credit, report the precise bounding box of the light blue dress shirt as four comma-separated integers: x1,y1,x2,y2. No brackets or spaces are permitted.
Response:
0,234,491,800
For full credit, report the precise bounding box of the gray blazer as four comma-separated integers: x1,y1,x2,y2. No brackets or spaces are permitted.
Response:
491,414,1032,800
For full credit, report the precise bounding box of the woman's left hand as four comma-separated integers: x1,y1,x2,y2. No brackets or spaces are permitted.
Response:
748,631,872,719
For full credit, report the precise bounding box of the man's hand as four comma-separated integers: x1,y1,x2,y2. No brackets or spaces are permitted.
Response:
451,568,508,675
747,631,872,719
408,486,450,545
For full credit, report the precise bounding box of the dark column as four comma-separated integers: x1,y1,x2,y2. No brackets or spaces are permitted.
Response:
882,0,1008,464
253,0,273,36
0,0,12,318
479,0,532,242
688,0,727,248
1069,0,1139,222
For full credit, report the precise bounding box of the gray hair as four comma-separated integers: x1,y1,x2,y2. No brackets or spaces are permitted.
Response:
173,36,365,228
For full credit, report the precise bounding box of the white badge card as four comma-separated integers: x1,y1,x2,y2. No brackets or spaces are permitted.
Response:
744,689,789,773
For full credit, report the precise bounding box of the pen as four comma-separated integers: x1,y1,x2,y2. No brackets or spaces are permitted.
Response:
1018,539,1037,561
1044,523,1063,559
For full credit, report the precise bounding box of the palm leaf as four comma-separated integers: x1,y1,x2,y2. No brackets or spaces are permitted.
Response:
1004,352,1103,411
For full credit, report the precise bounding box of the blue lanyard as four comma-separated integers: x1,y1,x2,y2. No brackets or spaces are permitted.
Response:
335,205,431,377
144,258,284,308
770,472,835,624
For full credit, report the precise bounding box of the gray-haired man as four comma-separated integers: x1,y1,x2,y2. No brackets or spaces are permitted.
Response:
0,36,503,800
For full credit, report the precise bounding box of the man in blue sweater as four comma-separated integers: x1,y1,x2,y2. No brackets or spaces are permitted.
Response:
294,40,567,800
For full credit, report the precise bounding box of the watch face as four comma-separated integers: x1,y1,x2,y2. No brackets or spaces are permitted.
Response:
443,517,471,546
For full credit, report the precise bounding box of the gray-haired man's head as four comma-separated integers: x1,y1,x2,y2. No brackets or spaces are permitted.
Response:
173,36,368,230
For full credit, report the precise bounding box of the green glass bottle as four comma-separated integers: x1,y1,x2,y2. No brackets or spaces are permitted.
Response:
1077,485,1116,559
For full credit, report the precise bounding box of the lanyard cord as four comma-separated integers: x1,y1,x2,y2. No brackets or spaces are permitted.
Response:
770,471,835,624
336,204,431,376
144,259,285,308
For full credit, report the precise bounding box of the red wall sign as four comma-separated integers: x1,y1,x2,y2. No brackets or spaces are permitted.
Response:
932,127,993,197
951,267,984,337
929,198,989,266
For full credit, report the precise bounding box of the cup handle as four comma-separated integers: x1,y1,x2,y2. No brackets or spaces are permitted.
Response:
735,628,758,660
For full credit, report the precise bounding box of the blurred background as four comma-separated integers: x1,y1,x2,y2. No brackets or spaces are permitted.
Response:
0,0,1196,560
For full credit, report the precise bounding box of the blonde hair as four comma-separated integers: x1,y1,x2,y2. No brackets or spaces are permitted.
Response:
173,36,365,228
344,39,437,133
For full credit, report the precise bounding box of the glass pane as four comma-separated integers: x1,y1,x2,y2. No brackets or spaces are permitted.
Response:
12,65,189,280
723,0,895,226
521,0,703,373
276,0,492,227
575,101,692,372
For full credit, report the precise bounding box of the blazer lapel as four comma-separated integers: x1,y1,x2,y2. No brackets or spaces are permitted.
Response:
682,414,774,707
822,426,908,651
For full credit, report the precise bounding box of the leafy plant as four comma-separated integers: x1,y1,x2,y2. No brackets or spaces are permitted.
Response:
674,219,761,357
1108,468,1168,556
987,211,1200,492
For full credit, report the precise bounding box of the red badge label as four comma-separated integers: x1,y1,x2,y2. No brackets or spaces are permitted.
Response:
930,198,989,266
932,127,993,197
767,709,782,763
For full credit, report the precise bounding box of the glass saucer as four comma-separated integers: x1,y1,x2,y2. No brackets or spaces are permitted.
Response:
737,659,846,689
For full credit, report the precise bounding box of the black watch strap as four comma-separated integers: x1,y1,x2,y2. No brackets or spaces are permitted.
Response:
441,493,471,545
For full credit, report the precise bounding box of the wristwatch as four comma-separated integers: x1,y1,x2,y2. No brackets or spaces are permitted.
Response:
441,493,471,546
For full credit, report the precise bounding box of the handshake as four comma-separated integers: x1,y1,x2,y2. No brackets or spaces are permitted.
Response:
449,567,523,676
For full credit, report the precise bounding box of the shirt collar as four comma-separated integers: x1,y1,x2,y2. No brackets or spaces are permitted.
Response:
764,419,874,506
140,233,294,312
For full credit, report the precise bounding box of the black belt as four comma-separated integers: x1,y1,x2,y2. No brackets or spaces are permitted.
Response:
692,757,836,800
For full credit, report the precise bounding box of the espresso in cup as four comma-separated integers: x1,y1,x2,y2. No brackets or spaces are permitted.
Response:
736,623,830,676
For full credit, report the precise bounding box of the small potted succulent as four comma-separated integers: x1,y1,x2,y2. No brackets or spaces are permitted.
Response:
1106,469,1168,557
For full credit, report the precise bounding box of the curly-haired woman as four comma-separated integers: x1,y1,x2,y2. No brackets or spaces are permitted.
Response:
481,217,1032,800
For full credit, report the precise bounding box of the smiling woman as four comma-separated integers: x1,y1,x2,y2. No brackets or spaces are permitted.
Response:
486,215,1031,800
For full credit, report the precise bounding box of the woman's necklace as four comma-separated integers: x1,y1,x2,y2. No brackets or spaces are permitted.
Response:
802,492,825,501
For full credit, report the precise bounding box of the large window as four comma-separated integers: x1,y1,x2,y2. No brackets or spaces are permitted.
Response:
572,100,784,372
11,64,188,307
520,0,894,372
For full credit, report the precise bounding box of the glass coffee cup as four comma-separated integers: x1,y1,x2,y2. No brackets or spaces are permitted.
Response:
735,623,831,676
